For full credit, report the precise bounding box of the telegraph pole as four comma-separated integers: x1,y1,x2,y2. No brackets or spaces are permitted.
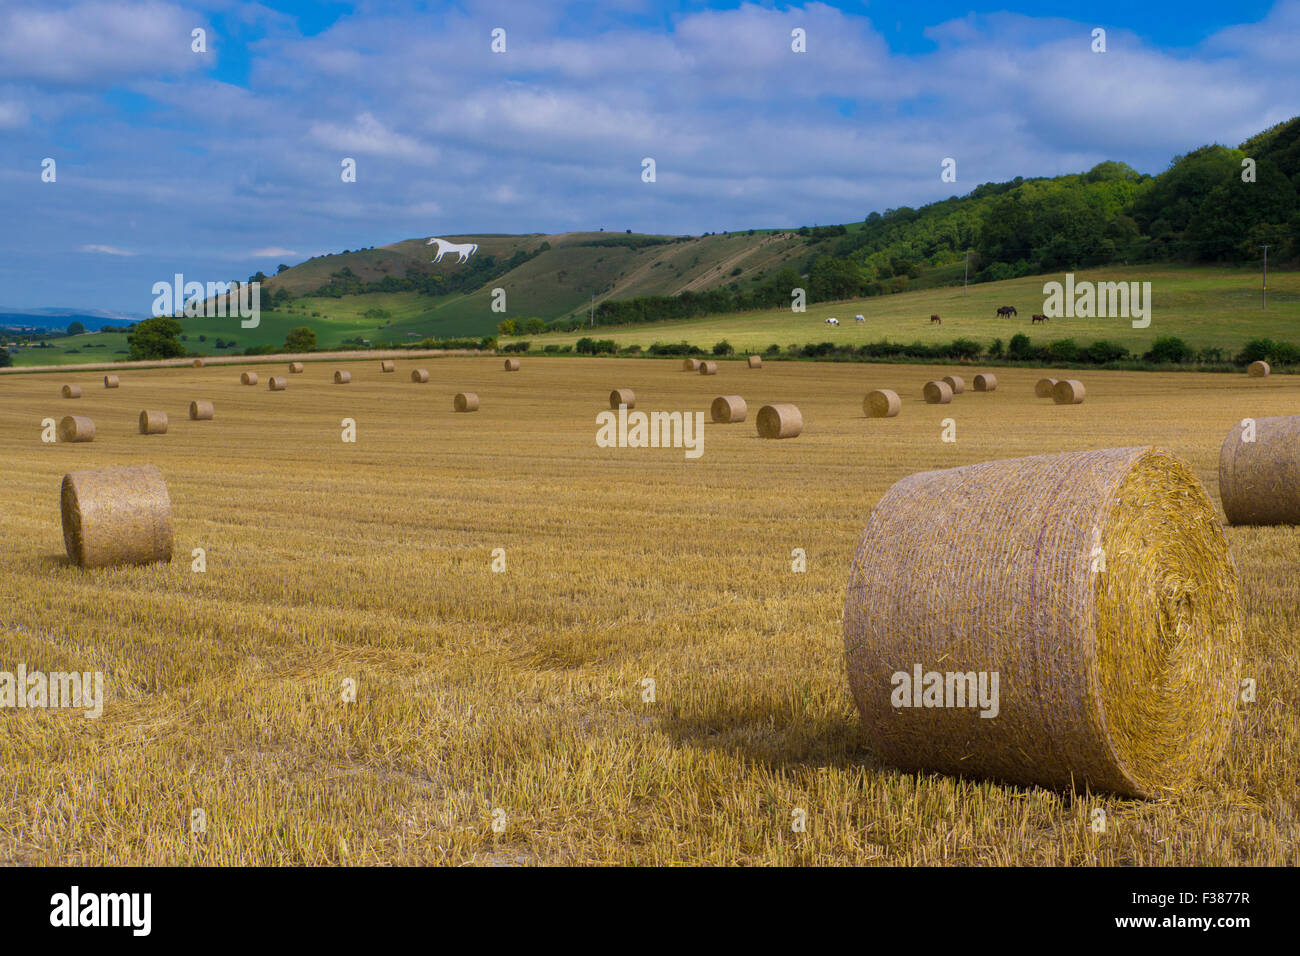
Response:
1260,245,1270,310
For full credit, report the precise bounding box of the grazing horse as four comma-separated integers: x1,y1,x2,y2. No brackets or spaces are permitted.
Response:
930,314,941,324
996,305,1017,318
825,317,839,326
427,237,479,263
1031,313,1048,324
855,314,865,323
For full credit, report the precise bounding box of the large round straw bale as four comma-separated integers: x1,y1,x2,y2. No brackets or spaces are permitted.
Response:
1035,377,1059,398
104,375,120,389
189,400,214,421
923,380,952,404
683,358,701,371
380,360,395,373
843,446,1243,797
268,376,287,391
610,388,635,409
711,395,747,423
865,389,901,418
138,410,168,435
747,355,762,369
1219,416,1300,525
62,384,82,399
240,371,258,386
1053,379,1086,404
60,464,173,569
942,375,966,394
411,368,430,383
973,373,997,392
58,416,95,443
699,361,719,375
454,392,479,412
192,359,204,368
1248,360,1270,378
334,370,351,384
756,403,802,439
504,358,521,371
289,362,304,374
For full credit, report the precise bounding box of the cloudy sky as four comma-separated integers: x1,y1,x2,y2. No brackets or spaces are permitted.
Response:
1,0,1297,313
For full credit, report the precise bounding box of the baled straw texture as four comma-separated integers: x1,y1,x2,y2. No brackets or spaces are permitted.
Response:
1219,416,1300,525
411,368,430,383
756,403,802,439
1053,379,1086,404
240,371,258,386
268,376,287,391
610,388,635,409
747,355,762,368
58,416,95,443
1248,360,1270,378
504,358,521,371
380,360,395,373
454,392,479,412
192,359,204,368
973,373,997,392
1035,377,1059,398
61,464,173,569
865,389,901,418
62,384,82,399
711,395,747,423
334,370,351,384
104,375,120,389
699,361,719,375
189,400,214,421
942,375,966,394
843,446,1242,797
683,358,701,371
138,410,168,434
289,362,304,374
923,380,952,405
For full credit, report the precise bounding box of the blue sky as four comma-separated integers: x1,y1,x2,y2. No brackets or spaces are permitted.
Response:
1,0,1297,313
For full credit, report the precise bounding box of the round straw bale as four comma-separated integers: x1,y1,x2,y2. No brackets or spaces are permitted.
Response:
62,384,82,399
240,371,258,386
138,410,168,435
747,355,762,368
973,373,997,392
380,360,395,373
711,395,747,423
609,388,635,409
1248,360,1270,378
923,380,952,404
1219,416,1300,525
192,359,204,368
699,361,719,375
843,446,1243,797
289,362,304,374
103,375,120,389
58,416,95,443
411,368,430,383
334,370,351,384
865,389,901,418
683,358,701,371
454,392,479,412
756,403,802,439
61,464,173,569
1053,379,1086,404
942,375,966,394
504,358,521,371
1035,377,1059,398
189,400,214,421
268,376,287,391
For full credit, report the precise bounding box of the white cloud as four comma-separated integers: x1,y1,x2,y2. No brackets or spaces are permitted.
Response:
248,247,298,258
80,244,136,256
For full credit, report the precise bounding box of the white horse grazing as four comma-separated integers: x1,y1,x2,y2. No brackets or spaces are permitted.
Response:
855,314,865,323
427,237,479,263
825,317,839,326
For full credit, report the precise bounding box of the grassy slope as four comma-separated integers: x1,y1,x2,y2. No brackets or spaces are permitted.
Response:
514,265,1300,356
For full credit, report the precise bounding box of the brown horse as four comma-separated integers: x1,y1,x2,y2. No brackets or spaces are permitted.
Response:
930,314,941,324
1031,313,1048,324
996,305,1017,317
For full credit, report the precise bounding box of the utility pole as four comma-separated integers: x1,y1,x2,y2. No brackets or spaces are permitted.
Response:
1260,245,1270,310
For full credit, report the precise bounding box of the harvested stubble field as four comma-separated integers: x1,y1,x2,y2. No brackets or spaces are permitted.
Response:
0,356,1297,865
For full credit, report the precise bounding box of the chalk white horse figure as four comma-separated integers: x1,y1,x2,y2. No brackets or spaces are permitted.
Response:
427,237,479,263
